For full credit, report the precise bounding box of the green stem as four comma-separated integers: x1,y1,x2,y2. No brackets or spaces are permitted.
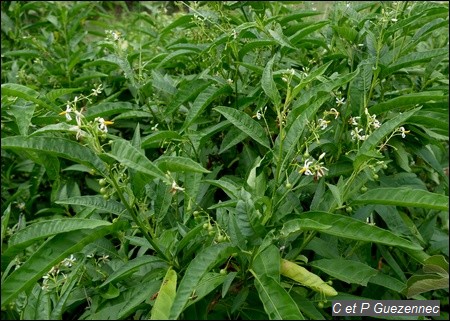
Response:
109,174,172,264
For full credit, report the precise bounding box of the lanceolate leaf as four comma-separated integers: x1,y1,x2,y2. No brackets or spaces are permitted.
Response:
182,85,232,131
1,221,128,308
369,91,445,114
107,139,168,182
55,195,126,215
101,256,167,288
169,243,235,319
1,83,58,112
281,212,422,251
5,218,111,258
309,259,379,286
261,55,281,107
150,267,177,320
353,188,449,211
155,156,210,173
141,131,183,149
1,136,107,175
252,272,305,320
214,106,270,148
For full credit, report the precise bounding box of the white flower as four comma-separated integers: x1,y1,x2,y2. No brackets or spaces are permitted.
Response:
60,103,73,121
98,255,110,263
349,116,361,126
227,78,233,85
171,181,185,193
95,117,113,133
315,164,328,178
328,108,339,119
336,97,346,106
255,111,262,120
351,127,364,141
92,84,103,96
398,126,410,138
318,118,330,130
151,123,159,131
63,254,76,267
299,159,314,176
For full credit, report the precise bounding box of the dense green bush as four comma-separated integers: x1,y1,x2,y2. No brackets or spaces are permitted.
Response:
1,1,448,319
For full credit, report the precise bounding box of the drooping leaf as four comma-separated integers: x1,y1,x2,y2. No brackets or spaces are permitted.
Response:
252,272,305,320
214,106,270,148
141,130,184,149
1,83,58,112
369,91,445,114
1,136,107,175
1,221,128,307
155,156,210,173
281,212,423,251
182,85,232,131
101,256,167,288
353,188,448,211
309,259,379,286
107,139,168,182
55,196,126,215
4,218,112,259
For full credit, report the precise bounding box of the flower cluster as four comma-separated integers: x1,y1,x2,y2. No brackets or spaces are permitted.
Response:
349,108,382,141
58,85,115,141
41,254,77,291
298,152,328,180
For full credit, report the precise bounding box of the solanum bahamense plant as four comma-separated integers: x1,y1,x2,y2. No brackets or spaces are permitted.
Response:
1,1,448,320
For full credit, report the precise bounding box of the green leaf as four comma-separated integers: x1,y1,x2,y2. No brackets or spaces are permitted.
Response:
1,136,107,175
261,55,281,107
382,48,448,77
107,139,168,182
1,221,127,307
239,40,277,60
368,273,406,293
310,259,379,286
165,79,210,115
8,101,36,136
281,212,422,251
185,272,227,307
358,107,420,155
151,267,177,320
55,195,127,215
169,243,235,319
353,188,448,211
141,130,183,149
252,272,305,320
280,259,337,297
155,156,210,173
101,256,167,288
86,101,138,120
4,218,111,258
214,106,270,148
252,244,280,281
182,85,232,130
369,91,445,114
1,83,58,112
44,88,82,103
